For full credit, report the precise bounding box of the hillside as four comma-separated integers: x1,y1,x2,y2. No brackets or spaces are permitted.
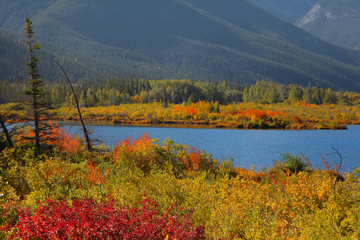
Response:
296,0,360,50
0,30,26,80
0,28,174,82
0,29,114,81
1,0,360,90
247,0,317,22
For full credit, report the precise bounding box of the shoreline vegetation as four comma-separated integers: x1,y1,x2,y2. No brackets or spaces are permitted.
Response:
2,78,360,130
2,101,359,130
1,123,359,239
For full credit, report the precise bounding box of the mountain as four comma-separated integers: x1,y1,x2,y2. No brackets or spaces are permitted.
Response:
1,0,360,91
0,30,25,80
296,0,360,50
0,28,169,82
246,0,317,22
0,29,98,81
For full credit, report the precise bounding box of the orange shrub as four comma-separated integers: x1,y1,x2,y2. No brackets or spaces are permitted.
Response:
112,133,158,170
246,109,266,121
184,147,202,171
86,158,109,185
17,121,83,155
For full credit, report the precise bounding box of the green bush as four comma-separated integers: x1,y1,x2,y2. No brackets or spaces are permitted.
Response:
280,153,308,173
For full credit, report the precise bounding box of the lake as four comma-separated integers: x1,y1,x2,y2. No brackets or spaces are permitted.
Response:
63,123,360,172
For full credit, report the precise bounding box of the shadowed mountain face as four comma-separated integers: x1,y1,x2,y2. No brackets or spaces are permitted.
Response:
0,29,158,82
247,0,317,22
297,0,360,50
1,0,360,90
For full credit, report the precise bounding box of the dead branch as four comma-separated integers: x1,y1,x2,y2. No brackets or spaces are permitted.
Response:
326,147,344,194
53,60,92,152
0,113,14,148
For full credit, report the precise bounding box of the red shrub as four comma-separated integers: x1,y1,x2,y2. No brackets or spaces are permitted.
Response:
4,198,205,240
184,147,202,171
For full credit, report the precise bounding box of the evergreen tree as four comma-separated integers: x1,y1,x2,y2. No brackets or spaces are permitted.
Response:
109,88,117,105
161,86,168,107
87,88,97,107
23,18,44,152
80,90,88,107
96,89,103,106
311,87,323,105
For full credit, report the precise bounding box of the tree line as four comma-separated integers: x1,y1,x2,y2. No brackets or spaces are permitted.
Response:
1,78,359,107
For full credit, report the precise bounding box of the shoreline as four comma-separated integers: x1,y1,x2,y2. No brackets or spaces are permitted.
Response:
2,102,357,130
55,118,349,130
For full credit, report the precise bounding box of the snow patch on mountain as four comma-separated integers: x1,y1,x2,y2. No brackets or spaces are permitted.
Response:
296,4,321,27
324,11,349,19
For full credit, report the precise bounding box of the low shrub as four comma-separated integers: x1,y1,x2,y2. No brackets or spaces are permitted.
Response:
280,153,308,173
2,197,205,240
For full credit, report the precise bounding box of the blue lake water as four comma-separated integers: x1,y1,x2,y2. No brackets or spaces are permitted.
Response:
63,123,360,172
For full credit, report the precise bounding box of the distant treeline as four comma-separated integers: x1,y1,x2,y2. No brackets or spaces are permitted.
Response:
1,78,359,107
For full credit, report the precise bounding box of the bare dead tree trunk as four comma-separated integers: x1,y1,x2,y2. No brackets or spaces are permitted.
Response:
331,147,344,194
53,60,92,152
0,114,14,148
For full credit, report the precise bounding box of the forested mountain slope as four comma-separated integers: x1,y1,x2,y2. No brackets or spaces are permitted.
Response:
297,0,360,50
0,30,26,80
0,29,169,82
1,0,360,90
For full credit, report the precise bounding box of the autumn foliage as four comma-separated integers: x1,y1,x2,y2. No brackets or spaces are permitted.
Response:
1,121,360,239
2,99,358,130
3,198,204,239
112,133,219,175
17,121,83,155
112,133,156,169
30,100,354,130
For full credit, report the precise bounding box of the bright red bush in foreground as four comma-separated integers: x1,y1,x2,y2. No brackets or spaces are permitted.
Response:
4,198,205,240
